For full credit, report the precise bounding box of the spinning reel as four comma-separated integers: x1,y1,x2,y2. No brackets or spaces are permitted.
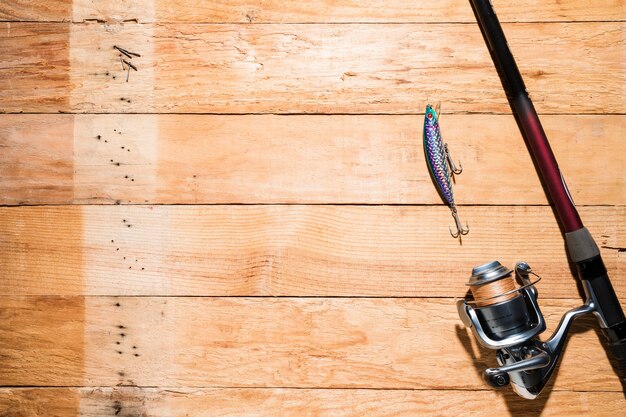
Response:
457,261,597,399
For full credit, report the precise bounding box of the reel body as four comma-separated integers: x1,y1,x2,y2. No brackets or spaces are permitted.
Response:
457,261,594,399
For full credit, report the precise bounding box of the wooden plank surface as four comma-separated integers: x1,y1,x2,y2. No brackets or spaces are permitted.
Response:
69,22,626,114
0,23,69,112
1,0,624,414
0,296,622,391
0,114,75,205
2,22,624,113
1,205,624,298
2,1,624,23
2,114,625,205
0,388,623,417
75,0,626,23
0,1,70,22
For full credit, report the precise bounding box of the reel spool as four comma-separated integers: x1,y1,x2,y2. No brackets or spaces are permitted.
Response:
465,261,544,344
457,261,595,399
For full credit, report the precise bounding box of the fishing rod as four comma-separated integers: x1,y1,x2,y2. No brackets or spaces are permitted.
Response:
457,0,626,399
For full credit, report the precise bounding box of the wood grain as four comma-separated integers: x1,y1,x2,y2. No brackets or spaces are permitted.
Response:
3,1,624,23
1,205,624,297
73,22,626,114
2,114,625,205
0,23,69,113
144,0,626,23
0,296,623,391
2,22,621,113
0,297,85,387
0,1,70,22
0,1,623,415
0,387,623,416
0,205,85,296
0,114,75,204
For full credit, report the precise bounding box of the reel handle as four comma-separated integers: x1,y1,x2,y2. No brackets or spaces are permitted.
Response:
483,368,509,388
485,348,550,387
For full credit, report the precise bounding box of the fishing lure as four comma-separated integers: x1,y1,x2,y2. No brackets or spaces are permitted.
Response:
423,104,469,238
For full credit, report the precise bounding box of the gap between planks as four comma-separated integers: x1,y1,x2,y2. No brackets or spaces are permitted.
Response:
0,386,620,392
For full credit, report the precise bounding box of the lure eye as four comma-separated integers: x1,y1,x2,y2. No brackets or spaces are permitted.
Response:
427,113,433,119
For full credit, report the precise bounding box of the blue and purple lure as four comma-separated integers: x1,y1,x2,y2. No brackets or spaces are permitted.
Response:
423,104,469,238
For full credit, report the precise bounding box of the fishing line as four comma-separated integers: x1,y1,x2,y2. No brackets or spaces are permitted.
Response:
470,276,518,308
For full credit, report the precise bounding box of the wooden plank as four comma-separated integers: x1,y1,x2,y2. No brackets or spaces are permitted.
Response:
1,205,624,298
0,296,622,391
0,23,69,113
0,205,84,295
2,114,625,205
70,0,626,24
2,22,622,113
0,388,623,417
0,1,70,22
0,297,85,386
0,114,75,204
70,22,626,114
1,1,624,23
0,389,79,415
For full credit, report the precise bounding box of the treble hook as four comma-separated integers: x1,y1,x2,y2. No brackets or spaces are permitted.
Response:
449,206,469,238
444,143,463,175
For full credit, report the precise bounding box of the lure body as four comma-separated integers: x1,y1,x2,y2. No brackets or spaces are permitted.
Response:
423,105,455,206
423,104,468,238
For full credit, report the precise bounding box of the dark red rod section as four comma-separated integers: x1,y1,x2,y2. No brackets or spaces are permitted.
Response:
468,0,583,232
514,99,583,232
